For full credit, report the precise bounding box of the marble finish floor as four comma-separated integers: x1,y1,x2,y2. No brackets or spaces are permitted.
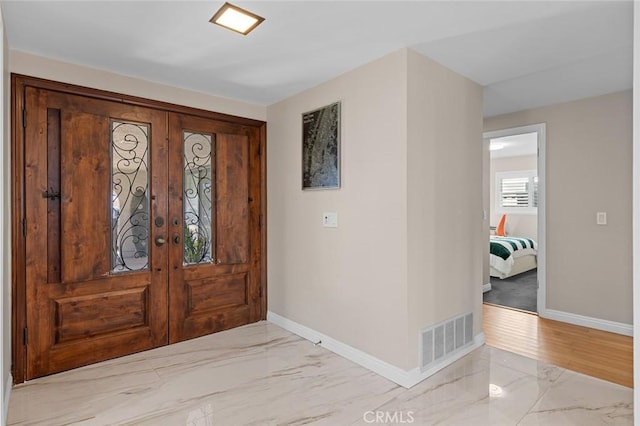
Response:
7,321,633,425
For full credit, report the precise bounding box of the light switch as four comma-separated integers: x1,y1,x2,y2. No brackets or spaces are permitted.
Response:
323,212,338,228
597,212,607,225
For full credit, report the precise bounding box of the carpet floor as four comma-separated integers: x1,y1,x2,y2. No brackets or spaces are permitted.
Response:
483,269,537,313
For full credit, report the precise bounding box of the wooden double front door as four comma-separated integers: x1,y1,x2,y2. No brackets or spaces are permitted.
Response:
16,78,265,381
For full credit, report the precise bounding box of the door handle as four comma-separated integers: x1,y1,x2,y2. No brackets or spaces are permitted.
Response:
155,237,166,247
173,234,180,245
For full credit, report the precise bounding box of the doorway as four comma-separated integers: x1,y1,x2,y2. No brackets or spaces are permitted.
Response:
482,124,546,315
12,76,266,382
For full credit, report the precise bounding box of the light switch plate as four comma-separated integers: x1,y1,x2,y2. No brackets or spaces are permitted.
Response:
323,212,338,228
597,212,607,225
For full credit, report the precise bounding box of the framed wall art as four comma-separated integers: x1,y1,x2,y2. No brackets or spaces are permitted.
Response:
302,101,341,190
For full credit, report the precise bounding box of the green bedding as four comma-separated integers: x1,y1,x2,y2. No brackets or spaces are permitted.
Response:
490,236,537,260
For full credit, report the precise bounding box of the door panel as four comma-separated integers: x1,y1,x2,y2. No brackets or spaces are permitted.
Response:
216,134,250,265
60,111,111,282
168,113,261,343
53,287,149,343
185,272,248,314
24,87,169,379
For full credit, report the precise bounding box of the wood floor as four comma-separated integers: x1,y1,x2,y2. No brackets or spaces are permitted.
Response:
483,303,633,388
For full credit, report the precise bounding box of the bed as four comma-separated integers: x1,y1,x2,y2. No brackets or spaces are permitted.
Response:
490,236,537,279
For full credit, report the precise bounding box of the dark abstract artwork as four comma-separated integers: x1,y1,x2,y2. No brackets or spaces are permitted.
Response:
302,102,340,189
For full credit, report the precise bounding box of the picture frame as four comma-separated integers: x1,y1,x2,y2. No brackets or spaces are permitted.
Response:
302,101,341,190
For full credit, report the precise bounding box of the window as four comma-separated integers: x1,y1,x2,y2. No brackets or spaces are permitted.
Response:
495,170,537,214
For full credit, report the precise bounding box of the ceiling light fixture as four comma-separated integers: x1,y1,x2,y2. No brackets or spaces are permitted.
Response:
210,2,265,35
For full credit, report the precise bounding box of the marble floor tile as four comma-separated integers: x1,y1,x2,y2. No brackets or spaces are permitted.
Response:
351,348,560,426
6,321,633,426
519,370,633,425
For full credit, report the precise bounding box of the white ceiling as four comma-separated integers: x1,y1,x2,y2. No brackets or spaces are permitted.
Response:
1,1,633,117
490,132,537,159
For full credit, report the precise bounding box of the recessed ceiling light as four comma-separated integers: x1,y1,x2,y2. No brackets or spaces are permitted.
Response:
210,2,265,35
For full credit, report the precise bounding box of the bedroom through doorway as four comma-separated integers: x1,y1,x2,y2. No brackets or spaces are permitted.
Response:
483,124,545,315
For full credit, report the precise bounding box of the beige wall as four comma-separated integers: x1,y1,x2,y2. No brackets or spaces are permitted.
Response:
1,5,10,420
1,7,6,422
482,140,490,286
632,1,639,409
485,90,632,324
267,49,411,369
489,155,538,240
9,50,266,121
406,50,483,368
268,49,483,371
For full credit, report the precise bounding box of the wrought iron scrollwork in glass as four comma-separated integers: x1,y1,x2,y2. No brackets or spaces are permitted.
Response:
111,120,150,273
183,131,213,265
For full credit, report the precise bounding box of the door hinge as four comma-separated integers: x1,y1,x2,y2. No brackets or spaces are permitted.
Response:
259,286,263,297
22,109,26,128
42,188,61,200
22,218,26,237
23,328,27,345
258,215,263,229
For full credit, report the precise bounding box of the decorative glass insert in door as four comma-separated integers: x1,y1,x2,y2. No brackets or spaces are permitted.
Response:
111,120,150,273
183,131,213,265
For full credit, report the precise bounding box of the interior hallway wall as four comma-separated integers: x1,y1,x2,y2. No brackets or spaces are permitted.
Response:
268,48,484,372
485,90,632,325
267,49,411,369
406,50,483,368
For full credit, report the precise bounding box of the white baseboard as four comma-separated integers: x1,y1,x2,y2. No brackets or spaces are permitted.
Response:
3,373,11,426
267,311,485,389
482,283,492,293
540,308,633,336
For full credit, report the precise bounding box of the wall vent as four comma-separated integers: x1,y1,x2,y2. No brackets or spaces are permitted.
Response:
420,312,473,370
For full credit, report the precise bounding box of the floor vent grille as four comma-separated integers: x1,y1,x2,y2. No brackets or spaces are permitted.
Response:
420,312,473,370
